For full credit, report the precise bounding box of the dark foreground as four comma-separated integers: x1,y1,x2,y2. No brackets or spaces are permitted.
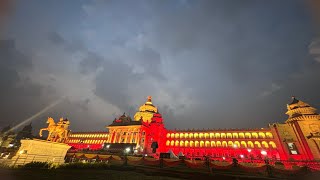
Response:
0,167,319,180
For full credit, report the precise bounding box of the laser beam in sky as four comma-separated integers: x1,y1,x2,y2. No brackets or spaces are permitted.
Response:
6,96,66,133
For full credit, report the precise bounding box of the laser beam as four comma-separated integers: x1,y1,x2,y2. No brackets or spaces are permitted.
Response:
6,96,66,133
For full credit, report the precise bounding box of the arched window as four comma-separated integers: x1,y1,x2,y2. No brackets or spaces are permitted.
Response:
180,141,184,147
216,141,221,147
262,141,269,148
266,132,273,139
166,133,170,138
180,133,184,138
205,141,210,147
227,133,232,139
211,141,216,147
233,133,238,139
269,141,276,148
194,133,199,139
195,141,199,147
222,141,227,147
258,132,266,139
185,141,189,147
252,132,258,139
205,133,209,138
221,133,226,139
215,133,220,139
200,141,205,147
247,141,254,148
254,141,261,148
240,141,247,148
245,133,251,139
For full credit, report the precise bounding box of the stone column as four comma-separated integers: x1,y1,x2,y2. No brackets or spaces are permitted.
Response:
129,131,133,143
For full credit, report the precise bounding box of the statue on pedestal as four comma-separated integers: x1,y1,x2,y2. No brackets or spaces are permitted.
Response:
39,117,70,143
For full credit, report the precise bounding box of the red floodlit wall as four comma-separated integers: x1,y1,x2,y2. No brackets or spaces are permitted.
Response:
164,130,282,160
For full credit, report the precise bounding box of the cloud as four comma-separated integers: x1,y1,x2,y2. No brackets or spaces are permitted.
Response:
260,83,282,97
309,38,320,62
1,0,319,132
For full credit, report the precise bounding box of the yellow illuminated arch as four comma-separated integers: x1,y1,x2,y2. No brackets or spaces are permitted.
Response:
210,133,214,138
240,141,247,148
215,133,220,139
190,141,194,147
234,141,240,148
247,141,254,148
252,132,258,139
195,141,199,147
185,141,189,147
171,140,174,146
221,133,226,139
185,133,189,138
180,133,184,138
166,134,170,138
266,132,273,138
228,141,233,147
216,141,221,147
175,133,179,138
262,141,269,148
194,133,199,139
233,133,238,139
227,133,232,139
245,133,251,139
170,133,175,138
199,133,204,138
239,133,244,139
254,141,261,148
180,141,184,147
269,141,276,148
258,132,266,139
175,140,179,146
205,133,209,138
222,141,227,147
189,133,193,139
205,141,210,147
200,141,204,147
211,141,216,147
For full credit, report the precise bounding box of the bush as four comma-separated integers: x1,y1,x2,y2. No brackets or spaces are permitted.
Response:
274,161,284,166
23,161,52,169
59,162,110,169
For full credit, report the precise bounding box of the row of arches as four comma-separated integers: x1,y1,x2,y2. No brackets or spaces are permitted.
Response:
70,133,109,138
67,139,106,144
166,132,273,139
165,140,277,149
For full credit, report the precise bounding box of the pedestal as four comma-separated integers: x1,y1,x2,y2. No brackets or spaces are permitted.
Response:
10,139,71,166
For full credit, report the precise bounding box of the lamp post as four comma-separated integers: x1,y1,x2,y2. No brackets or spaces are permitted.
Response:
124,147,131,166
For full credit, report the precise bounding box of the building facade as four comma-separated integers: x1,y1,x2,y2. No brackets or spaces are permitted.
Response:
66,96,320,161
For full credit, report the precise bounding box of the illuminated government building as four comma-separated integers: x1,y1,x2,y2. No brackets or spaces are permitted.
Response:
66,96,320,161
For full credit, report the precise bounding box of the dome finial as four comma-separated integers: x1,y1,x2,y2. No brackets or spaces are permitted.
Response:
147,96,152,102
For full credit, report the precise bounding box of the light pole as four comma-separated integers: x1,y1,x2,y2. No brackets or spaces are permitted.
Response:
124,147,131,166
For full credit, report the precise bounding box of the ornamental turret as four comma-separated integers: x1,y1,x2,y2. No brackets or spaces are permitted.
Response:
285,96,320,123
133,96,158,123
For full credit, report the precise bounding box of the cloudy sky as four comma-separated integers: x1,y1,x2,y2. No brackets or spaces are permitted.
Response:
0,0,320,132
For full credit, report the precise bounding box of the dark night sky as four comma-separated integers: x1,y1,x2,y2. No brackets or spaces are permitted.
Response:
0,0,320,133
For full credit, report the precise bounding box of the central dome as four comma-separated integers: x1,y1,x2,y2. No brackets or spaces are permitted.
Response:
134,96,158,123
